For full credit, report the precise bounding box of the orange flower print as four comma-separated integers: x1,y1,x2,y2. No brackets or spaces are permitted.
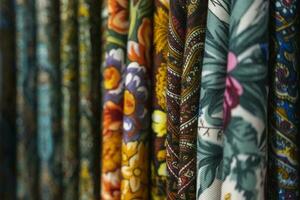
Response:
108,0,129,34
103,101,123,135
104,66,121,90
102,133,122,172
124,90,135,116
128,18,152,66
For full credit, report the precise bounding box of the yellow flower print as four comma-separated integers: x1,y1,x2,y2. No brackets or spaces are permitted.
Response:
121,142,148,198
158,162,167,177
104,66,121,90
155,63,167,110
152,110,167,137
102,133,122,173
124,90,136,115
154,7,168,54
79,4,89,17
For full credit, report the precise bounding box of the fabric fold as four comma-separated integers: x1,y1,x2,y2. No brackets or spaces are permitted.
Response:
220,0,269,199
197,0,230,199
101,0,129,198
268,0,300,199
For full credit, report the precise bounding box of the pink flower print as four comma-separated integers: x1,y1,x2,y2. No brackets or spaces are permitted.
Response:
223,52,243,127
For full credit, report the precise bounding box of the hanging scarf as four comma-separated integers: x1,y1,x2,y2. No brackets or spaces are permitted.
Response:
121,0,152,199
101,0,129,198
220,0,269,199
166,0,186,199
197,0,229,199
78,0,102,199
178,0,207,199
36,0,63,198
268,0,300,199
61,0,80,198
16,0,39,199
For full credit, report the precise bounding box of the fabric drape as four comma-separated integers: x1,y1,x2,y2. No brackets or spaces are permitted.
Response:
151,0,168,198
120,0,153,199
101,0,129,198
220,0,269,199
268,0,300,199
61,0,80,198
16,0,39,199
78,0,102,199
36,0,63,198
197,0,229,199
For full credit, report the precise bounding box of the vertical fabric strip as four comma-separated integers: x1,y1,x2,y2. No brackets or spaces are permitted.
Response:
221,0,269,199
178,0,207,198
36,0,63,198
268,0,300,199
101,0,128,198
166,0,186,198
16,0,39,199
197,0,230,199
78,0,102,199
151,0,169,198
121,0,153,198
61,0,80,199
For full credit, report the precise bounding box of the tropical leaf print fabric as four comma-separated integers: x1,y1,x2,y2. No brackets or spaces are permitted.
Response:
4,0,300,199
197,0,230,199
268,0,300,199
221,0,269,199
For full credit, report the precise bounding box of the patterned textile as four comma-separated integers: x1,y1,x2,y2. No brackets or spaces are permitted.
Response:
178,0,207,199
101,0,128,198
151,0,168,199
0,0,17,199
268,0,300,199
16,0,39,199
220,0,269,199
78,0,102,199
120,0,152,199
36,0,63,198
166,0,186,198
197,0,229,199
61,0,80,199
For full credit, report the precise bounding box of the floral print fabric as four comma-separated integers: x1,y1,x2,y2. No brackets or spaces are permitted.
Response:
197,0,229,199
268,0,300,199
151,0,168,199
101,0,128,198
121,0,153,199
221,0,269,199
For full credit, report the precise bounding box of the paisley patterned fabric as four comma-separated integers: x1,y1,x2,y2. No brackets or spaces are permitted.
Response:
36,0,63,198
101,0,128,198
197,0,229,199
78,0,102,199
61,0,80,199
178,0,207,199
16,0,39,199
268,0,300,199
166,0,186,198
120,0,152,199
220,0,269,199
0,0,17,199
151,0,168,199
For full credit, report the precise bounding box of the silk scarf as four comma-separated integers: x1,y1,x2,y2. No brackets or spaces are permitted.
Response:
268,0,300,199
61,0,80,198
221,0,269,199
151,0,169,199
197,0,229,199
121,0,152,198
101,0,129,198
